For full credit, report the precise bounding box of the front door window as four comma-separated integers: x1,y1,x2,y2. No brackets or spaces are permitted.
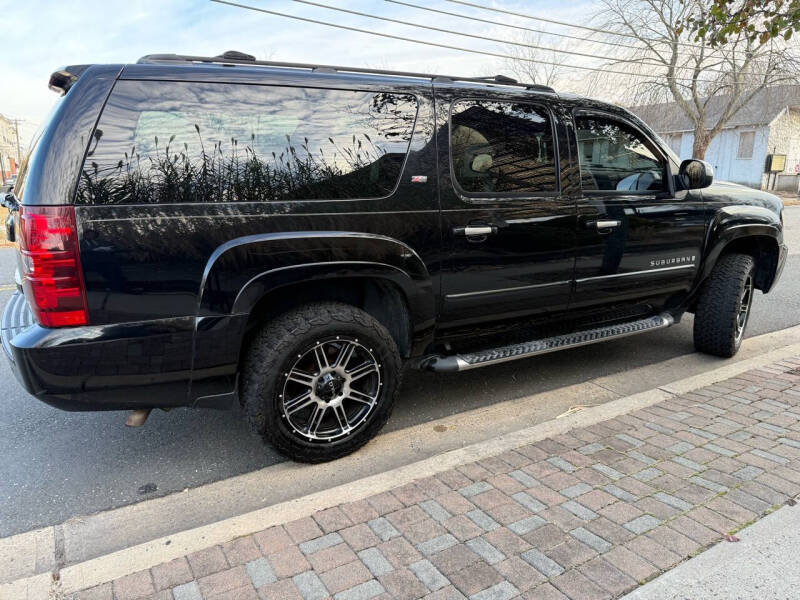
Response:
575,115,665,193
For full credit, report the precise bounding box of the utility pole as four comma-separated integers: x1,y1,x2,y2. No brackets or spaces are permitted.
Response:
13,119,21,171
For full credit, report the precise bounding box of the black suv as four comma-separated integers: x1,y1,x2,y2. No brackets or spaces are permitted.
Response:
1,52,787,462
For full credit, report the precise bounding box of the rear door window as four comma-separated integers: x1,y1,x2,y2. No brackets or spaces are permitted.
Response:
449,99,557,196
77,81,418,204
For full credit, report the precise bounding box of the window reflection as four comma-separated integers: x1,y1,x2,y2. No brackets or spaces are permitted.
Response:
77,81,418,204
576,116,664,192
450,100,556,194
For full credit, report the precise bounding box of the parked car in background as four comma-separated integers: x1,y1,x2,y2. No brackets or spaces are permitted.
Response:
0,52,787,462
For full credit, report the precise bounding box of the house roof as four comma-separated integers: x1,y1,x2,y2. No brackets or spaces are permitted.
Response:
629,85,800,133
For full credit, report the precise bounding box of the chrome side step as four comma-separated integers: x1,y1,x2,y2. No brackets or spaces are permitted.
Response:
427,313,674,372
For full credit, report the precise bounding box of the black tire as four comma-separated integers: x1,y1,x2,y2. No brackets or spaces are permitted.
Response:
693,253,756,358
241,302,401,462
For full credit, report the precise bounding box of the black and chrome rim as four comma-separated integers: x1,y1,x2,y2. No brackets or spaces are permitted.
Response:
735,275,754,345
279,337,382,443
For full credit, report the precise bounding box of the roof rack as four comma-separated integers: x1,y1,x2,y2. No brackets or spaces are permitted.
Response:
136,51,557,94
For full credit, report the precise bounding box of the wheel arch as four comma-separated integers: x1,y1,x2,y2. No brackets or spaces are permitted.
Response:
198,231,436,360
699,206,783,294
715,235,780,292
239,271,417,358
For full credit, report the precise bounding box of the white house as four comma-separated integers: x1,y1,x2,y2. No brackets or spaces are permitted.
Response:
631,86,800,192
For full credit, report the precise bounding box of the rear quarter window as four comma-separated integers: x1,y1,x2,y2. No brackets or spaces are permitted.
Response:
76,81,418,204
11,97,63,203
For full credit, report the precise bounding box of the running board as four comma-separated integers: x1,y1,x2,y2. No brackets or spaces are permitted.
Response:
426,313,675,372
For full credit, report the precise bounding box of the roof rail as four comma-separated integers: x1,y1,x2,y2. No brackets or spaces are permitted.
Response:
135,52,557,94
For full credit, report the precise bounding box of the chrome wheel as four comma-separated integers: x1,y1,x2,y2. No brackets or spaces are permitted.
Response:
735,275,754,345
280,337,382,443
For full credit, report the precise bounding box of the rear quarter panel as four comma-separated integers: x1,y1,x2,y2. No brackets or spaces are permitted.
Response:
73,69,441,405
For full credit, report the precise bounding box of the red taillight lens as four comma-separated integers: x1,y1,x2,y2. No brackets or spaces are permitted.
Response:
18,205,89,327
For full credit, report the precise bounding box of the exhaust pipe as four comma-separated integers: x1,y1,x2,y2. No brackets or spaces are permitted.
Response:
125,409,152,427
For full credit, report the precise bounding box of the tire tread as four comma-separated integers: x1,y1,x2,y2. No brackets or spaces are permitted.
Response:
693,253,755,358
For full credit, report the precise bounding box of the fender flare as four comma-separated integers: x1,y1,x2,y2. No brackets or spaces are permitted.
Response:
198,231,435,328
698,205,782,288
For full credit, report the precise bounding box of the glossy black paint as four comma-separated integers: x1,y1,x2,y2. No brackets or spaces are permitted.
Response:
567,107,707,312
435,81,576,328
5,316,194,410
2,61,787,412
698,181,786,293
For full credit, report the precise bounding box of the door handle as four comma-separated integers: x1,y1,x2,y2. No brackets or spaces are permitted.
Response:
595,220,621,231
453,225,498,237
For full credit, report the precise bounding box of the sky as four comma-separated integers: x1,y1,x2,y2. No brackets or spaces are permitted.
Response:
0,0,597,147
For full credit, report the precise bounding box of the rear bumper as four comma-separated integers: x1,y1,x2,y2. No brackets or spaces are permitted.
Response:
2,291,193,411
1,289,34,358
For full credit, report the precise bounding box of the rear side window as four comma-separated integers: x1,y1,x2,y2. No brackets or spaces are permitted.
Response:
76,81,418,204
450,99,556,195
11,97,63,203
575,114,665,192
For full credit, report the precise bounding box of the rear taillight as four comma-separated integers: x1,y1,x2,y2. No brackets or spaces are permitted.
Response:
18,205,89,327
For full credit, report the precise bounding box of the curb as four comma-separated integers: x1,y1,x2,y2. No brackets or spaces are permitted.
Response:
621,505,800,599
4,339,800,598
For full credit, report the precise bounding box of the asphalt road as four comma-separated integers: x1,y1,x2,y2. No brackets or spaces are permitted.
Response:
1,209,800,538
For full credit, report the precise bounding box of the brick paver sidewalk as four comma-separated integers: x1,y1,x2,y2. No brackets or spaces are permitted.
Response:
72,357,800,600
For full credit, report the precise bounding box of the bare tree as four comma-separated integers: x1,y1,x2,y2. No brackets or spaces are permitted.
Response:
594,0,800,158
502,33,568,88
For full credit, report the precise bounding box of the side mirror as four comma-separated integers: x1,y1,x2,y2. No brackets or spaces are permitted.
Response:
2,193,19,212
679,159,714,190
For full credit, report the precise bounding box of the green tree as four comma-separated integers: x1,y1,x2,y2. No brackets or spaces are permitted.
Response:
684,0,800,45
591,0,799,158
